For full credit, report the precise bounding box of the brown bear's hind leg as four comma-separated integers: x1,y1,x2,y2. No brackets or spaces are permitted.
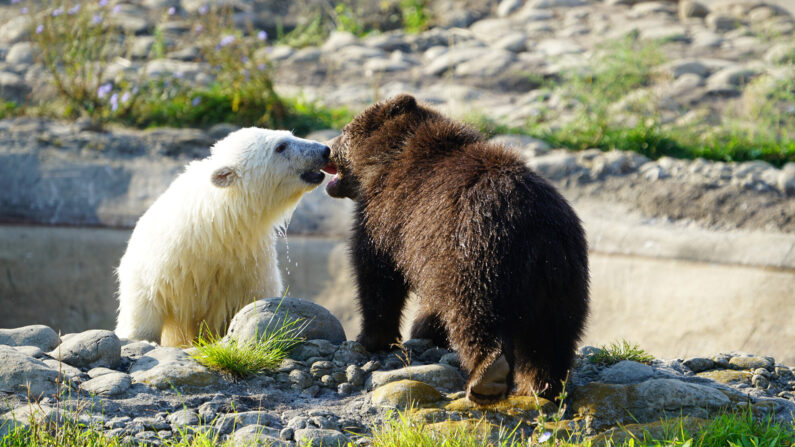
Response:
512,346,572,400
409,308,450,349
466,353,511,404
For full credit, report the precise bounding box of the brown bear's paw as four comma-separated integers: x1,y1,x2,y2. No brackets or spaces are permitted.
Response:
356,332,397,353
466,354,510,404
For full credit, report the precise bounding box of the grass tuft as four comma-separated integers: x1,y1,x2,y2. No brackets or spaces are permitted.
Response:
190,317,305,379
589,340,655,366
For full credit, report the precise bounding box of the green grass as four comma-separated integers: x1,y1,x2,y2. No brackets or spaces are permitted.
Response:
0,101,19,120
588,340,655,366
190,317,305,379
517,36,795,166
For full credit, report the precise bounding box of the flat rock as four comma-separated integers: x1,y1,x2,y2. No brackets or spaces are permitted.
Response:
599,360,654,384
0,325,59,351
167,409,199,428
214,411,282,435
371,380,443,408
79,372,131,396
129,347,222,390
728,355,773,370
226,298,346,344
696,369,751,384
368,364,464,391
294,428,349,446
0,345,58,396
571,378,731,429
48,329,121,369
231,425,285,446
683,357,715,372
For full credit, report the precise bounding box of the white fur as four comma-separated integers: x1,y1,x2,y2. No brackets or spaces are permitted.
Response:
115,128,327,346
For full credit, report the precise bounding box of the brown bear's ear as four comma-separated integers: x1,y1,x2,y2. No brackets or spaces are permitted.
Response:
210,166,238,187
387,94,418,117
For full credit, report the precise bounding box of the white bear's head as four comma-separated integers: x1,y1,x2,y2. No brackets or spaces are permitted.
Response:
207,128,331,203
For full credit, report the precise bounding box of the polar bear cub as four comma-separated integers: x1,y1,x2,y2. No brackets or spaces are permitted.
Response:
115,128,331,347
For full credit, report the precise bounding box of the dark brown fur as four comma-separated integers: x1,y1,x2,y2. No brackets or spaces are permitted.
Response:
326,94,589,402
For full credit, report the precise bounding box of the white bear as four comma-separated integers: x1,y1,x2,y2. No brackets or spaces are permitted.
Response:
115,128,331,347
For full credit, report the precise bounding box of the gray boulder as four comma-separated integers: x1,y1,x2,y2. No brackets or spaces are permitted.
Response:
79,372,131,396
368,364,465,391
294,428,349,446
48,329,121,369
129,347,222,390
0,325,59,351
599,360,654,384
0,345,58,396
226,298,346,344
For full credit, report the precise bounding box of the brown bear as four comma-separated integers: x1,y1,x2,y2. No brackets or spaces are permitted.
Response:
322,94,589,403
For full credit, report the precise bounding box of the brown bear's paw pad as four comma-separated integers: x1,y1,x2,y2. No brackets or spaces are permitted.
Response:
466,354,510,404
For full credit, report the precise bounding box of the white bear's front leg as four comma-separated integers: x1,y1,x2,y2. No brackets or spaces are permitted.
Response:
115,293,164,344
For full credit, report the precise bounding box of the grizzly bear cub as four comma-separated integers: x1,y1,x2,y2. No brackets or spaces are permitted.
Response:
323,94,589,403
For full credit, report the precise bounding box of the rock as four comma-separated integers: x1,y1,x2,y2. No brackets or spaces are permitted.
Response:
226,298,346,345
640,25,688,42
345,365,365,387
528,0,586,8
439,352,461,368
13,345,43,358
144,59,204,81
659,59,710,78
129,347,222,390
290,47,323,63
697,369,752,385
371,380,443,409
0,71,31,103
536,38,585,56
489,134,551,157
444,395,555,418
706,13,741,32
497,0,524,17
0,325,59,351
526,152,578,179
79,372,131,396
0,16,31,44
215,411,282,435
333,340,367,364
368,364,465,391
778,163,795,196
599,360,654,384
0,345,58,396
679,0,709,19
231,425,285,446
493,32,527,52
572,379,731,429
764,43,795,65
729,355,773,370
167,409,199,428
289,370,313,389
310,361,333,378
752,374,769,389
290,339,337,361
322,31,357,52
592,151,649,177
683,357,715,372
120,340,156,360
707,66,759,88
41,359,83,383
294,428,349,446
48,330,121,369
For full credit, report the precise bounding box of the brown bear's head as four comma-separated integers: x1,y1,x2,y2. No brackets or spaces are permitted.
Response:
323,94,439,200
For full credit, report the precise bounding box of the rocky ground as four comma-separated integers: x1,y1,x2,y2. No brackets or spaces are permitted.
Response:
0,298,794,446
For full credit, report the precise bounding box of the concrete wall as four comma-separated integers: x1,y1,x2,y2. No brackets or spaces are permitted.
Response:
1,223,793,364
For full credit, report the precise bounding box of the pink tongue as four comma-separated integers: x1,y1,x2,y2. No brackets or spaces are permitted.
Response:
321,163,338,175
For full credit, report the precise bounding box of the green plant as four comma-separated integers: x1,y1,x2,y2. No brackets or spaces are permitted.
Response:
30,0,138,126
588,340,655,366
399,0,430,33
333,3,367,36
0,101,19,119
190,315,306,378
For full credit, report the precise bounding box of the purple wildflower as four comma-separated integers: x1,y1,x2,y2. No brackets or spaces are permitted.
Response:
21,7,28,14
198,5,208,15
167,6,175,15
35,24,44,34
191,97,201,107
97,83,112,98
99,0,108,6
265,45,273,53
257,63,267,71
174,71,183,79
121,91,131,103
218,35,235,47
92,14,102,24
110,93,119,112
538,431,552,443
194,24,202,33
52,7,63,16
67,4,81,15
257,30,267,41
11,0,20,4
241,56,249,64
112,4,121,14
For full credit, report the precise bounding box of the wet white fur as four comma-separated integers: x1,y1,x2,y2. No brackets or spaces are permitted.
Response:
115,128,324,346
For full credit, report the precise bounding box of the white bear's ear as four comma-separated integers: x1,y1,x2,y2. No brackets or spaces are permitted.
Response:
210,167,238,187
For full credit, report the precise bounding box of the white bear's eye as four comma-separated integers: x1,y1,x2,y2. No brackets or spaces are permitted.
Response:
275,142,287,153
